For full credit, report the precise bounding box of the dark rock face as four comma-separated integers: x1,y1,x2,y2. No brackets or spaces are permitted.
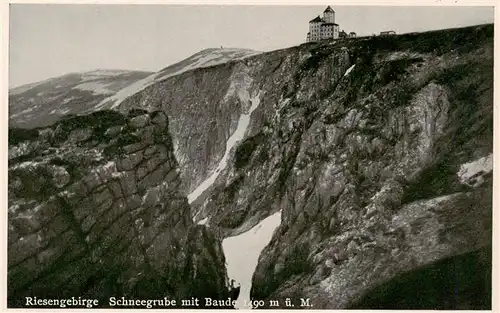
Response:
8,110,230,307
118,62,244,195
246,26,493,309
114,25,492,309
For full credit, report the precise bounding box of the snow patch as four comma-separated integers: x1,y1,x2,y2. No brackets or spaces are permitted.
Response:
59,108,71,115
457,153,493,187
73,82,115,95
10,107,35,118
96,72,161,110
187,89,262,204
80,69,130,81
62,96,78,104
197,217,209,225
222,210,282,309
49,108,69,115
344,64,356,77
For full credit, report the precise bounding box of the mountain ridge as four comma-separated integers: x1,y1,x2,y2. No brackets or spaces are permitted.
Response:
9,69,153,93
95,47,262,111
9,48,262,129
9,69,153,129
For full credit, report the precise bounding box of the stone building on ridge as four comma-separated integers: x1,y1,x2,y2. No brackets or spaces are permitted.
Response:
306,6,339,42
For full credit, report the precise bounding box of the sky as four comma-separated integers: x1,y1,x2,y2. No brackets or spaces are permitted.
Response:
9,4,494,88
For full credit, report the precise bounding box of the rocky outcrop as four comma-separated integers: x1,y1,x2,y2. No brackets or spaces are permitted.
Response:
8,110,230,307
114,24,492,309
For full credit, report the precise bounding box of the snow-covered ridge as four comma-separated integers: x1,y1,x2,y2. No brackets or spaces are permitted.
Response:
10,80,52,96
157,48,260,78
10,69,148,97
9,69,152,129
96,48,262,110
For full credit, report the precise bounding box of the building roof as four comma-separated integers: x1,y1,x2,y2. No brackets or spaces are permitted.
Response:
309,15,324,23
324,5,335,13
321,22,339,26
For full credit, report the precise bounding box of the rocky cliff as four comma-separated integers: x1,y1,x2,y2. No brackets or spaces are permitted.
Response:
115,24,493,309
8,110,231,307
8,24,493,309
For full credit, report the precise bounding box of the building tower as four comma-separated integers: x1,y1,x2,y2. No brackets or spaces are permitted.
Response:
323,5,335,24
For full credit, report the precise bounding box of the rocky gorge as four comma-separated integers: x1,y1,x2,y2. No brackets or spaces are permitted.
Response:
8,24,493,309
8,110,231,307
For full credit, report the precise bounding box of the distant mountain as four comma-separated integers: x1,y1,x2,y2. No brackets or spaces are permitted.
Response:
95,48,262,110
9,48,262,129
9,69,152,128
